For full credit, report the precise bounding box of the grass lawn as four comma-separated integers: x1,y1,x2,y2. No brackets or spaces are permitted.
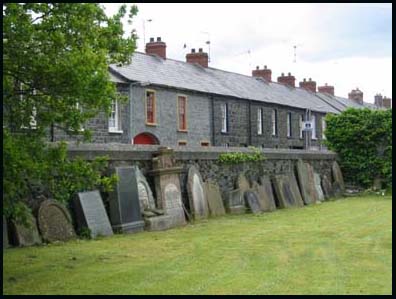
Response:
3,194,392,295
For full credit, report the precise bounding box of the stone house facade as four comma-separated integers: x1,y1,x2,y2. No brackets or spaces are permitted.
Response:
51,37,381,149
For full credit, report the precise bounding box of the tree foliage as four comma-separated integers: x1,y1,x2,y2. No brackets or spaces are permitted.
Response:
3,3,138,221
324,108,392,188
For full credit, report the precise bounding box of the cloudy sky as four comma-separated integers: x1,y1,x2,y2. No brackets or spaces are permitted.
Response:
103,3,392,104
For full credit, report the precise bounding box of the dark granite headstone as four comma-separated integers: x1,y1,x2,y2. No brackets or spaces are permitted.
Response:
296,159,318,205
3,216,9,249
187,166,209,220
10,212,42,247
244,191,262,214
74,191,113,238
204,181,226,217
108,167,145,234
253,176,276,212
224,189,246,214
272,174,304,209
38,200,76,243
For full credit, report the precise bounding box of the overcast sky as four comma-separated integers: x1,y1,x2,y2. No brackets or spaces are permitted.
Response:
103,3,392,104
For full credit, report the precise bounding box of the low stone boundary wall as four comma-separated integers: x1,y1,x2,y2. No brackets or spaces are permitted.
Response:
64,143,337,208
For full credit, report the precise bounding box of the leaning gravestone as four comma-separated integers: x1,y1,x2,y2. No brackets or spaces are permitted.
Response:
295,159,318,205
314,173,325,202
321,174,334,200
244,191,262,214
133,166,157,213
332,161,345,193
236,173,251,191
74,191,113,238
3,216,9,249
254,176,276,212
187,166,209,220
272,174,304,209
9,211,42,247
204,181,226,217
224,189,246,214
38,199,76,243
108,166,145,233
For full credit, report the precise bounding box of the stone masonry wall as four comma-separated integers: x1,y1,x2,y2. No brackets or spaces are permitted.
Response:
65,143,336,211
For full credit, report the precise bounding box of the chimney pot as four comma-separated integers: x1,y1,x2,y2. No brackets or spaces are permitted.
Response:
256,66,259,70
288,72,291,76
264,65,267,69
309,78,312,81
303,78,306,82
198,48,203,53
156,37,161,42
149,37,154,42
192,48,196,53
281,72,284,76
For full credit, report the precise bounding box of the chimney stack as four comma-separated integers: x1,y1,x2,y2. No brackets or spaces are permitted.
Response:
186,48,209,67
318,83,335,96
348,88,363,105
252,65,272,82
145,37,166,59
299,78,317,93
277,72,295,88
382,97,391,109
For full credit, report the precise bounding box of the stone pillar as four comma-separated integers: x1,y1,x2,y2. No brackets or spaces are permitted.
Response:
149,147,186,227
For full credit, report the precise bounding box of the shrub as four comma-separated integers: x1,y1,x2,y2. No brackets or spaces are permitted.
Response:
324,108,392,188
218,147,265,164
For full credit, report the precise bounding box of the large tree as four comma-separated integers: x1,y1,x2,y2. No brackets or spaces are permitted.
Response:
3,3,138,221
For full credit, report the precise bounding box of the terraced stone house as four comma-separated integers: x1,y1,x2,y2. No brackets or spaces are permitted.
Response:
51,37,389,149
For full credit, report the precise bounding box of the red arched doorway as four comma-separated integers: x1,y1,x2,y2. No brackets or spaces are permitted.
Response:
133,132,160,145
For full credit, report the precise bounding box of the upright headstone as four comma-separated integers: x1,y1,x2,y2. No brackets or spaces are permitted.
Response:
272,174,304,209
224,189,246,214
296,159,318,205
134,166,157,213
108,166,145,233
314,173,325,202
236,173,250,191
204,181,226,217
244,191,262,214
321,174,334,200
149,147,186,227
253,176,276,212
38,199,76,243
10,211,42,247
3,216,9,249
73,191,113,238
332,161,345,193
187,166,209,220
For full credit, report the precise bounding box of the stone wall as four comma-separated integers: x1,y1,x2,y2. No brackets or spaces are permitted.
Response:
65,143,336,210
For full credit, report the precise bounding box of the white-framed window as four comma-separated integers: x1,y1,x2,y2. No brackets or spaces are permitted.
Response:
322,118,326,140
221,103,228,133
272,109,277,136
299,114,303,138
257,108,263,135
311,114,317,140
287,112,292,137
108,99,122,133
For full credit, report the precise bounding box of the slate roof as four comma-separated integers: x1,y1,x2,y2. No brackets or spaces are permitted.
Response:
109,52,373,114
315,92,379,111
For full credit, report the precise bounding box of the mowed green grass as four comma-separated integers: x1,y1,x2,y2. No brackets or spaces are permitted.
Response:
3,195,392,295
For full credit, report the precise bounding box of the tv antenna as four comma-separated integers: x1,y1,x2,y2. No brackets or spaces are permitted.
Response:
201,31,211,62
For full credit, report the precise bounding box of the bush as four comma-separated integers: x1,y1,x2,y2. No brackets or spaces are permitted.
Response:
3,129,118,223
218,147,265,164
324,108,392,188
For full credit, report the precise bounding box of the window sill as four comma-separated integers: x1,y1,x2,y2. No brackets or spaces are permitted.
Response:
146,122,157,127
109,129,123,134
177,129,188,133
312,138,318,141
